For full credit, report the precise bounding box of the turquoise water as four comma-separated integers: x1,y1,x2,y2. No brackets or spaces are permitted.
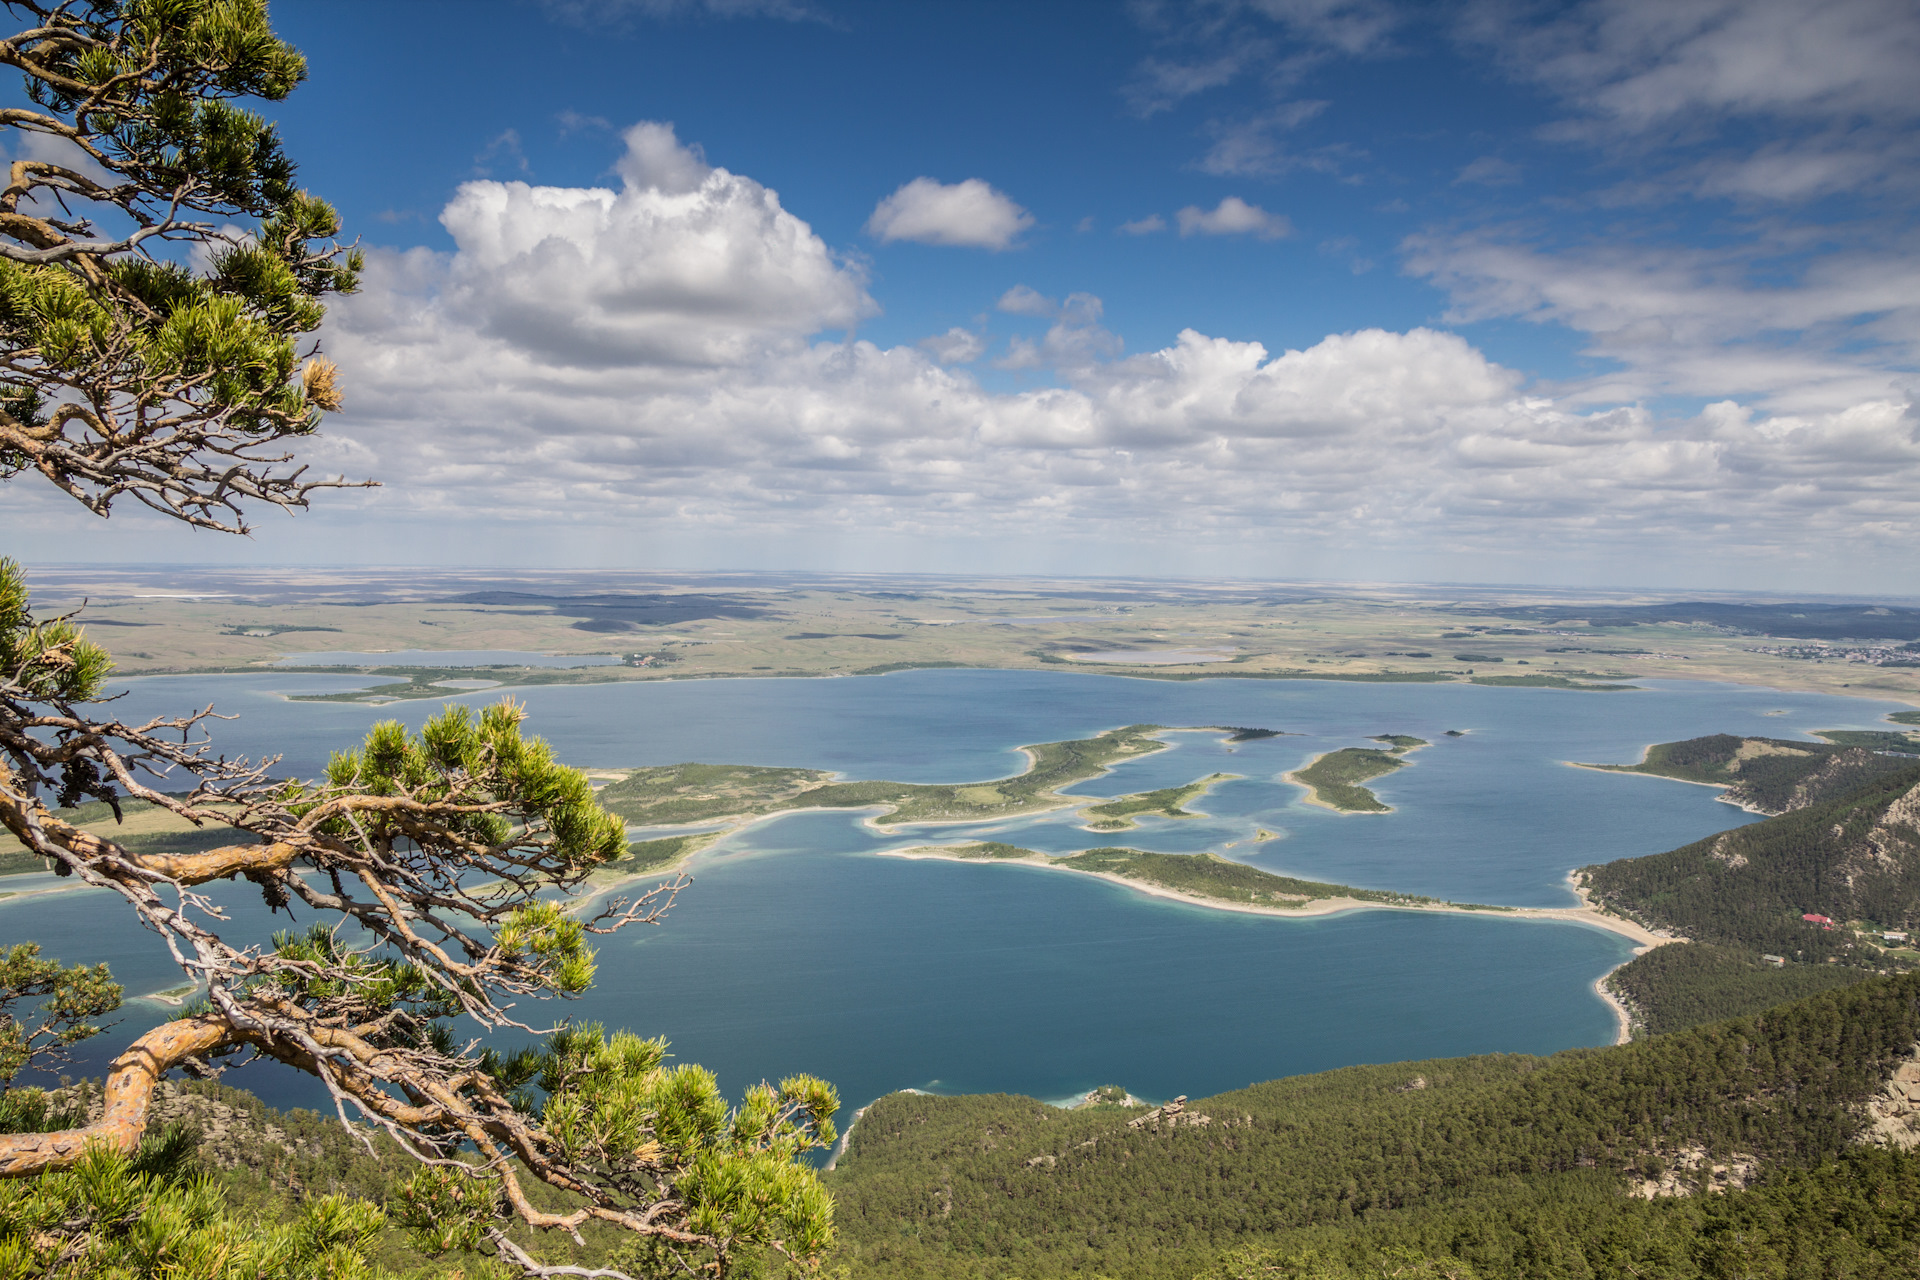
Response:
2,669,1908,1114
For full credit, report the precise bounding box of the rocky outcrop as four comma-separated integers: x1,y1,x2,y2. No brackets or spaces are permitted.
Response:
1624,1144,1758,1199
1128,1095,1214,1131
1861,1041,1920,1150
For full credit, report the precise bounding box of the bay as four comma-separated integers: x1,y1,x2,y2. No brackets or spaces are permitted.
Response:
2,668,1905,1114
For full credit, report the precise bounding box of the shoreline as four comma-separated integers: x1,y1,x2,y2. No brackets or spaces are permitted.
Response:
1564,758,1777,817
874,846,1679,950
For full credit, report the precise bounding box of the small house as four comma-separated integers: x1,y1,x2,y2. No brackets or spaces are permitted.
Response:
1885,932,1909,944
1802,913,1832,925
1761,954,1786,966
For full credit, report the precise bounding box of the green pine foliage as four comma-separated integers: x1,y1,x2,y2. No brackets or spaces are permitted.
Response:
1581,763,1920,958
0,1123,395,1280
1606,942,1872,1036
822,974,1920,1280
1290,748,1406,812
0,944,122,1083
1584,734,1916,814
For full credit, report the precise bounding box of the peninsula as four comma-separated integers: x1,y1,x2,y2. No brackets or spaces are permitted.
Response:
881,842,1668,947
1574,731,1918,814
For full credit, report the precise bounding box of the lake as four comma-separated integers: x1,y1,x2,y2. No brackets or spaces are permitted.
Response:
2,668,1904,1116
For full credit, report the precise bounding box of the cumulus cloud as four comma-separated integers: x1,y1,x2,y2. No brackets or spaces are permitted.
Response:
294,122,1920,581
432,121,871,368
1119,215,1168,235
993,293,1122,371
866,177,1034,250
1176,197,1293,239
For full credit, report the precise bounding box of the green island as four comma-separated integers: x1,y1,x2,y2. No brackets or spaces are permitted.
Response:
1081,773,1239,830
1578,731,1919,814
1468,672,1637,689
1216,726,1289,741
1285,737,1429,812
892,842,1469,912
1892,710,1920,726
597,725,1204,830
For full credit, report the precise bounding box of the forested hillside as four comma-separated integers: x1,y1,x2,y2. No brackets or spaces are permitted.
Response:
1605,942,1873,1036
1583,733,1917,814
823,974,1920,1280
1580,763,1920,959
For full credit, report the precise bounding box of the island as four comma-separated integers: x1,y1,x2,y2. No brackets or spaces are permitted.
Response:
1081,773,1239,831
596,724,1192,830
1284,736,1429,813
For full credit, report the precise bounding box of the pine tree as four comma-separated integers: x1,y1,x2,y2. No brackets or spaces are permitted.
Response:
0,5,836,1276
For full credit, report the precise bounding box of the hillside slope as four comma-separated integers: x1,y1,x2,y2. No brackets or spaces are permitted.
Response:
1582,733,1917,815
1581,764,1920,960
824,973,1920,1280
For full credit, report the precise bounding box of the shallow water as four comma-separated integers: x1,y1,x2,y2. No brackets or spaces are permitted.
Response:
2,668,1906,1113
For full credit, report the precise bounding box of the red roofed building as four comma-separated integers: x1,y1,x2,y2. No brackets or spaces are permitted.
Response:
1803,913,1833,928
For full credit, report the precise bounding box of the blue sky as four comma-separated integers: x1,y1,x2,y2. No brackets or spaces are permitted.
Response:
10,0,1919,592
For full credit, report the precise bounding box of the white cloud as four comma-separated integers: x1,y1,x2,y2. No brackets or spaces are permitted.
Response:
992,293,1122,371
865,177,1034,250
919,328,987,365
1403,228,1920,411
1176,197,1293,239
1482,0,1920,132
1119,214,1168,235
997,285,1058,317
267,123,1920,586
1195,102,1337,177
1125,51,1262,116
433,121,871,368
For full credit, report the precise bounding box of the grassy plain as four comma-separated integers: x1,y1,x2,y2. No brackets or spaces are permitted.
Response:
21,567,1916,713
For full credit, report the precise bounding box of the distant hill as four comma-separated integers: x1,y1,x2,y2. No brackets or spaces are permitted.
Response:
1582,732,1918,814
1481,600,1920,641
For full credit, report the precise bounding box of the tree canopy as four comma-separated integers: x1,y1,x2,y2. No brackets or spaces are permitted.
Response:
0,4,838,1277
